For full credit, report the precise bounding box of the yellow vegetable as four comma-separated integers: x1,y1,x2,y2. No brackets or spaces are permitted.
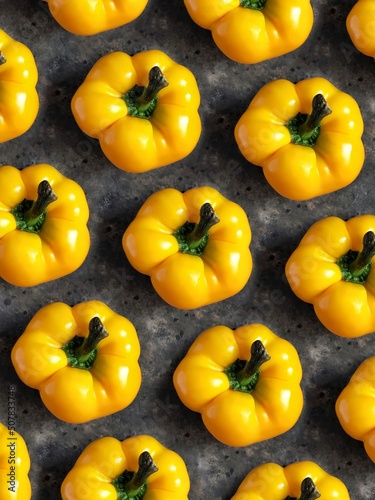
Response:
347,0,375,58
122,186,252,309
235,77,365,200
183,0,314,64
286,215,375,338
173,324,303,446
43,0,148,36
0,421,31,499
71,50,201,173
11,301,141,424
231,461,350,499
0,29,39,143
336,355,375,463
61,434,190,499
0,163,90,287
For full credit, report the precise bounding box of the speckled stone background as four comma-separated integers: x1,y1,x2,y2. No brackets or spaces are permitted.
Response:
1,0,375,498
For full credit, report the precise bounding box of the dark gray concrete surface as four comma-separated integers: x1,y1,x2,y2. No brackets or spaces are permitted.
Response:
1,0,375,498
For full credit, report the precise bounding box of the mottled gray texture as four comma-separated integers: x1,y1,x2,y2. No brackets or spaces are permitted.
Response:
1,0,374,498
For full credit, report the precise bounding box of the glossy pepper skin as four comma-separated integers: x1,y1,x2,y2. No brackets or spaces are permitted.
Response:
11,300,141,424
43,0,148,36
173,324,303,447
71,50,201,173
61,434,190,499
0,422,31,500
347,0,375,59
234,77,365,200
122,186,252,309
286,215,375,338
0,163,90,287
231,461,350,499
336,356,375,464
183,0,313,64
0,29,39,143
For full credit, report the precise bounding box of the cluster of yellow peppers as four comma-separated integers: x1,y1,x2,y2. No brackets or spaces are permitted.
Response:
1,0,375,498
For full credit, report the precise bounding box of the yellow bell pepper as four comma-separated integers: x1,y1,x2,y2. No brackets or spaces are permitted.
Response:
231,461,350,499
183,0,314,64
173,323,303,447
0,29,39,143
43,0,148,36
347,0,375,59
71,50,201,173
286,214,375,338
61,434,190,499
11,300,141,424
234,77,365,200
0,163,90,287
122,186,252,309
336,355,375,464
0,421,31,500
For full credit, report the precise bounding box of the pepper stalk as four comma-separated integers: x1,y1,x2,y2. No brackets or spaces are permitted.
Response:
24,180,58,226
337,231,375,284
75,317,109,363
286,94,332,147
237,340,271,385
240,0,267,9
286,477,321,500
62,317,109,370
11,180,58,233
123,66,169,119
174,202,220,256
124,451,158,497
298,94,332,139
350,231,375,277
112,451,158,499
225,340,271,393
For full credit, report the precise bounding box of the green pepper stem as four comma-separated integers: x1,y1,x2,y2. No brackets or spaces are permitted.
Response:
135,66,168,113
236,340,270,385
186,203,220,249
124,451,158,497
350,231,375,277
297,477,321,500
240,0,267,9
23,180,57,226
298,94,332,139
75,317,109,363
0,52,6,65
